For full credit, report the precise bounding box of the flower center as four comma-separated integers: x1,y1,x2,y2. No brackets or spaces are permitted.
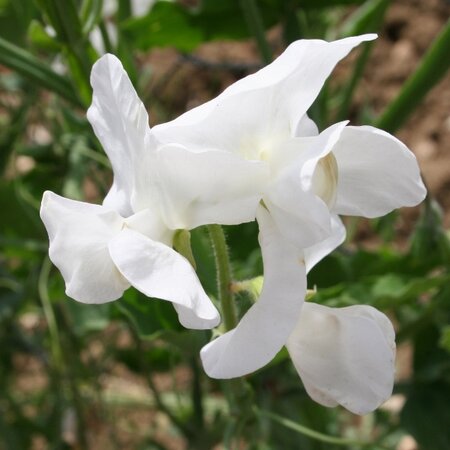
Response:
312,152,338,208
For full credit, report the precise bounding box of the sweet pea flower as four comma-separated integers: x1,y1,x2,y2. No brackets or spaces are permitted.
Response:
151,34,425,401
40,54,219,330
201,206,396,415
153,34,426,249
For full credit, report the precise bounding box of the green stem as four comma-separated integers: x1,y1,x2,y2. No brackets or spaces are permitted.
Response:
207,225,236,331
337,0,390,121
375,19,450,133
128,326,193,438
38,257,63,372
256,408,391,448
240,0,272,64
190,356,204,429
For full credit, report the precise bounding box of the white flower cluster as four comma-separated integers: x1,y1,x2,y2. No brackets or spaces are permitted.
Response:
40,34,426,415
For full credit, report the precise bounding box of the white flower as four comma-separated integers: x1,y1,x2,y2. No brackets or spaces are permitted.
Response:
201,208,396,414
199,205,342,378
40,54,219,330
150,35,425,405
153,34,426,248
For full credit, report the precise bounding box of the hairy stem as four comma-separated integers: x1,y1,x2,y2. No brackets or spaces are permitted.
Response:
207,225,237,330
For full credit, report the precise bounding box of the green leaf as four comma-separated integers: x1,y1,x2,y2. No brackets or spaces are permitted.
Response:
116,289,182,339
80,0,103,35
376,19,450,133
0,0,36,45
410,200,450,267
439,325,450,354
36,0,94,101
0,36,83,106
121,0,282,52
340,0,389,37
122,1,203,52
65,302,111,336
401,383,450,450
27,19,61,51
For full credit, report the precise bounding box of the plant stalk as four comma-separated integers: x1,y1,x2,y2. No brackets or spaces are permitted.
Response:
207,224,237,331
240,0,272,64
375,19,450,133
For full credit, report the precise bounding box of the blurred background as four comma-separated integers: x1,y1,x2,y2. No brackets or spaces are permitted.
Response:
1,0,449,449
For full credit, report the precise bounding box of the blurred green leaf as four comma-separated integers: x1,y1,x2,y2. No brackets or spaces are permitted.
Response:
80,0,103,35
0,0,36,45
439,325,450,354
376,18,450,133
36,0,94,102
122,0,283,52
340,0,389,37
27,19,61,51
122,1,203,52
0,36,83,106
65,302,111,336
401,383,450,450
116,289,182,339
410,199,450,266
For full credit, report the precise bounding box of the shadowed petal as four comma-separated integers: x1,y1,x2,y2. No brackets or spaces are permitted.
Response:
87,54,151,216
304,214,346,273
40,191,129,303
133,145,270,230
200,205,306,378
287,303,396,415
333,126,427,218
266,122,347,249
109,228,220,330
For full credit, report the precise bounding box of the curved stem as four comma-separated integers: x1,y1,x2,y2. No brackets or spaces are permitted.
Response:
38,256,63,372
256,408,391,449
207,225,237,331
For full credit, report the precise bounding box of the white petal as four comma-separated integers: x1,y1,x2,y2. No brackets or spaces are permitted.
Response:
153,35,375,149
333,126,427,217
133,145,269,230
264,181,331,249
108,228,220,329
40,191,129,303
200,205,306,378
304,214,346,273
286,303,396,415
295,114,319,137
265,122,348,249
124,208,173,247
87,54,151,216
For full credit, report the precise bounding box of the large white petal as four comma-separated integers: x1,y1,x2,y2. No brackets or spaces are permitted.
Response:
200,206,306,378
133,145,270,230
286,303,395,415
153,35,375,151
304,214,346,273
108,229,220,330
333,126,427,218
40,191,129,303
87,53,151,216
